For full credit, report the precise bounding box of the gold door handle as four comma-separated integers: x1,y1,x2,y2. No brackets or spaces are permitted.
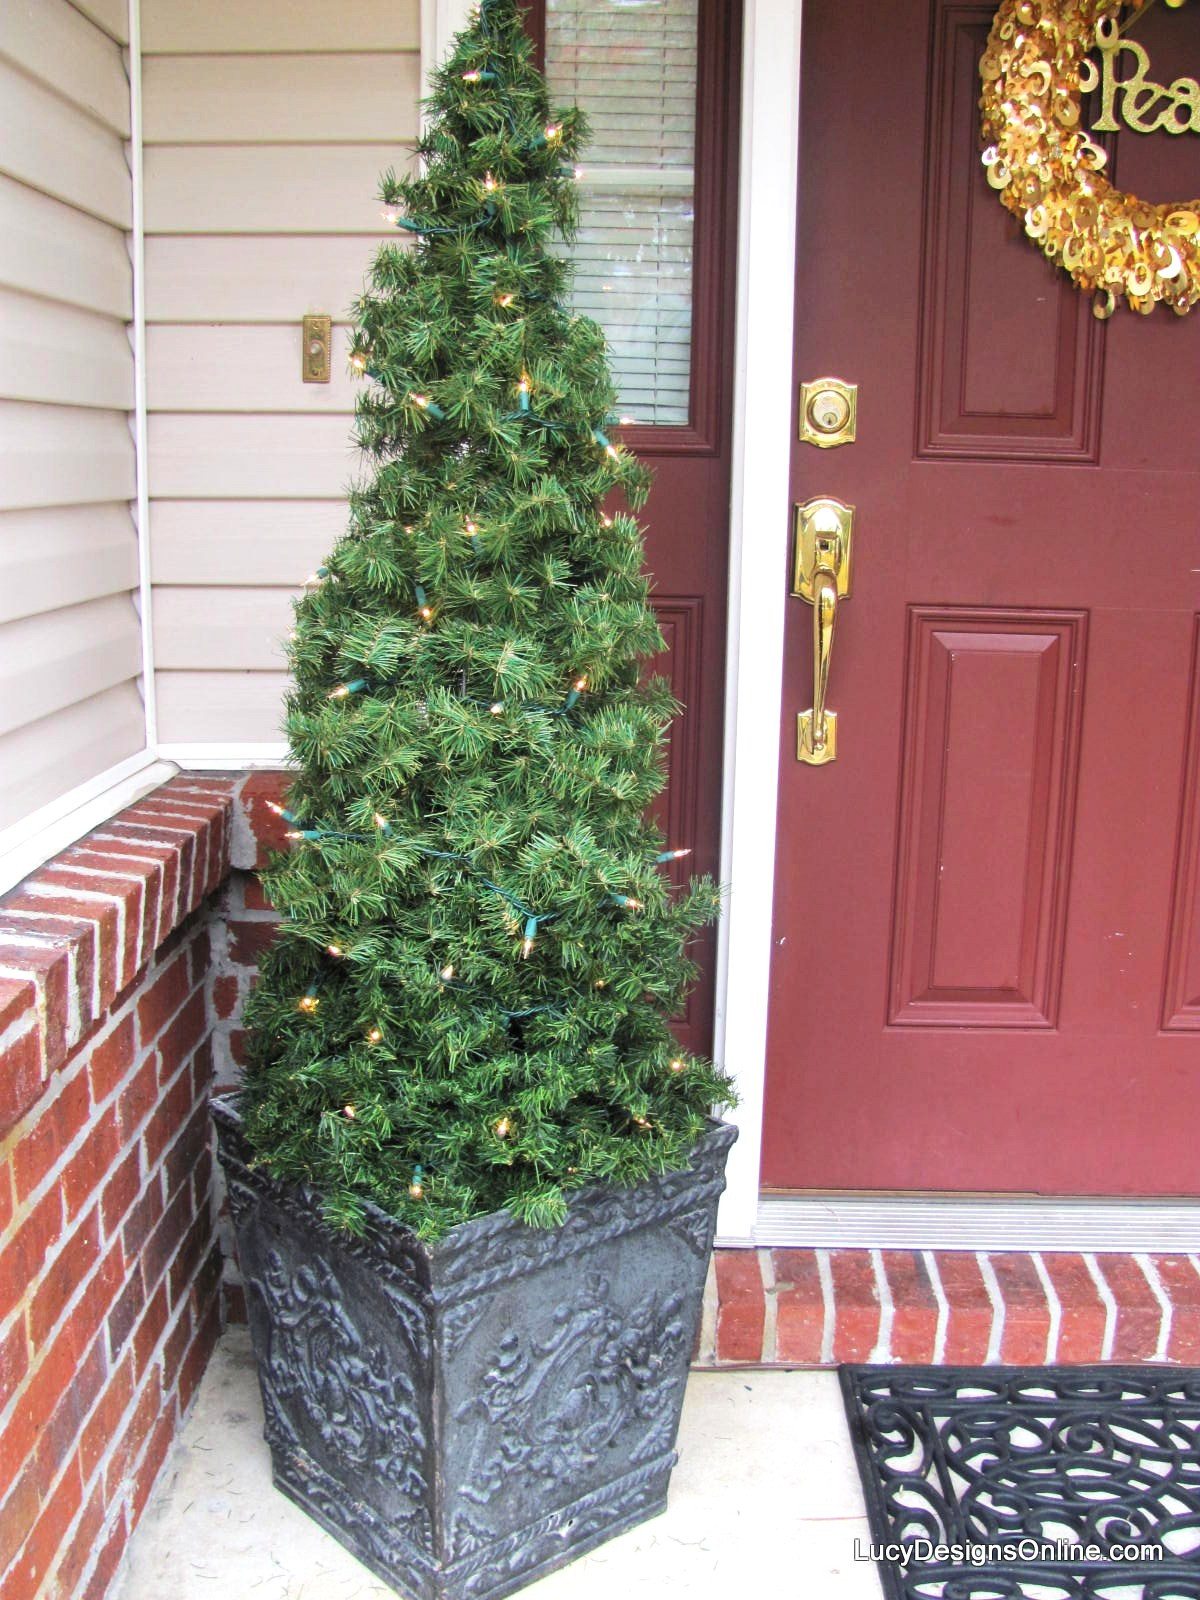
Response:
792,497,854,766
801,569,839,763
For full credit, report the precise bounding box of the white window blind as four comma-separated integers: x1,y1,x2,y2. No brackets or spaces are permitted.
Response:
545,0,699,427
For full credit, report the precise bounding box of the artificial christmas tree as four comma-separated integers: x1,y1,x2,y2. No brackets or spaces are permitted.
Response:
233,0,734,1239
213,2,737,1593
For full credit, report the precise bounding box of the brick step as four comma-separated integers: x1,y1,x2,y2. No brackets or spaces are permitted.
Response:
696,1248,1200,1367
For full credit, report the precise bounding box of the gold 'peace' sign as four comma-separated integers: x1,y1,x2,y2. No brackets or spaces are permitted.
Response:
980,0,1200,317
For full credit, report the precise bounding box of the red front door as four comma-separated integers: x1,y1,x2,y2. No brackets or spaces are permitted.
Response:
763,0,1200,1196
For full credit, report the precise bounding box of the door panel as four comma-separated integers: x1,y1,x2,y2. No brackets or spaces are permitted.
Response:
1165,621,1200,1030
888,609,1086,1031
763,0,1200,1196
918,5,1105,463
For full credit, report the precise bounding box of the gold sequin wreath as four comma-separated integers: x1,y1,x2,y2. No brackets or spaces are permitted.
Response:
980,0,1200,317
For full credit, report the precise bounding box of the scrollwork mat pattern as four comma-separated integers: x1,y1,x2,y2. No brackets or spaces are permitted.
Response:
841,1364,1200,1600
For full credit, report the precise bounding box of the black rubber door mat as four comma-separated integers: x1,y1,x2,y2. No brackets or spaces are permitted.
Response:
840,1365,1200,1599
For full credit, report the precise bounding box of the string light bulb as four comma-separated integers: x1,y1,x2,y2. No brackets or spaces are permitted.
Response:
496,292,515,308
517,374,531,413
484,172,497,191
327,943,343,957
374,812,391,832
350,353,367,372
368,1028,383,1043
489,701,505,715
670,1060,685,1073
544,123,561,141
299,992,319,1014
344,1105,356,1119
610,893,643,910
410,393,445,419
409,1164,424,1198
440,964,455,981
656,848,692,862
495,1116,510,1138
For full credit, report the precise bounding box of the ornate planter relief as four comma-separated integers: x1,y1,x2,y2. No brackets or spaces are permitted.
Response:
212,1097,735,1600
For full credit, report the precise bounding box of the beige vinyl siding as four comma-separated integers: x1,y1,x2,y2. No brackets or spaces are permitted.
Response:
143,1,422,747
0,0,144,832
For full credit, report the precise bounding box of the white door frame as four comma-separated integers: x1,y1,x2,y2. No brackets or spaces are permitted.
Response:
712,0,803,1242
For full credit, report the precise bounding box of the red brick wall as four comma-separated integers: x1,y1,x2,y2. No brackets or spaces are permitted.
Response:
0,778,235,1600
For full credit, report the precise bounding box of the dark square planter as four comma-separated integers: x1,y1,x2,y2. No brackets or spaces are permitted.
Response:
211,1096,736,1600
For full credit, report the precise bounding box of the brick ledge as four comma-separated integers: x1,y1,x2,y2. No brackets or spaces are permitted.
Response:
697,1247,1200,1367
0,777,237,1140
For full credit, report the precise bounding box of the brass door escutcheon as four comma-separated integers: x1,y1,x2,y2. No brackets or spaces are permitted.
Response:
792,497,854,765
799,377,858,448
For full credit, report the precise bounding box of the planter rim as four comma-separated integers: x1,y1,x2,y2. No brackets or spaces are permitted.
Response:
211,1091,737,1261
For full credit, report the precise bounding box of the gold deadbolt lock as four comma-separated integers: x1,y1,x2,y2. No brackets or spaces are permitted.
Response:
799,376,857,448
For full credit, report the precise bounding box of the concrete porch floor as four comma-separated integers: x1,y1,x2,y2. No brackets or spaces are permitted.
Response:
110,1329,883,1599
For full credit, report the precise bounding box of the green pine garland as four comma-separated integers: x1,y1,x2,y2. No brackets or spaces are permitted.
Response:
238,0,737,1240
